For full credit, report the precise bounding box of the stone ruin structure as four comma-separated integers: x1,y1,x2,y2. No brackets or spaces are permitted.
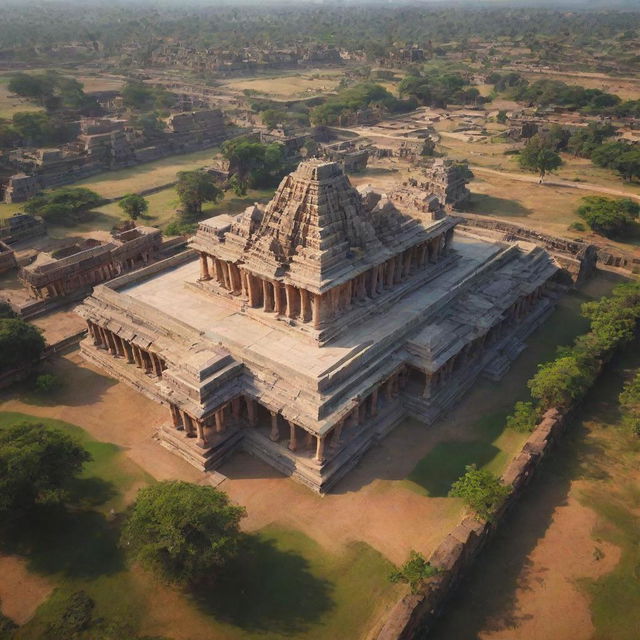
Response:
77,159,560,493
0,213,46,244
1,110,230,202
320,141,369,173
20,225,161,301
0,240,17,275
413,158,472,211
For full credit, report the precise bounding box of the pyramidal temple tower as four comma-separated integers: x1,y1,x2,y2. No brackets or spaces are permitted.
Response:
78,159,560,492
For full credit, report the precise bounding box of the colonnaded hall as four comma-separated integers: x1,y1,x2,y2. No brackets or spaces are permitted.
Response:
77,159,559,492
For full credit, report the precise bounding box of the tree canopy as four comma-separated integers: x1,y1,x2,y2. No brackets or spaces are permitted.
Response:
449,464,510,522
0,422,91,518
175,171,223,219
0,318,45,373
577,196,639,238
118,193,148,220
518,135,562,181
389,550,439,594
121,481,246,584
24,187,102,225
222,137,290,190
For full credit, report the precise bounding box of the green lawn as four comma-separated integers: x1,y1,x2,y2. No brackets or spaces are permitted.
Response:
0,411,399,640
404,274,614,498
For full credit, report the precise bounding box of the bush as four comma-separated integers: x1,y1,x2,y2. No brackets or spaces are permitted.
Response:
164,220,197,236
0,422,91,517
506,401,538,432
568,221,586,232
45,591,94,639
34,373,61,394
389,550,439,594
619,371,640,436
449,464,510,522
121,481,246,584
577,196,639,238
0,318,45,373
24,187,102,226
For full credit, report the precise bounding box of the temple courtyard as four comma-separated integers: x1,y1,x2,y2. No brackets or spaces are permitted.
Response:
0,271,613,639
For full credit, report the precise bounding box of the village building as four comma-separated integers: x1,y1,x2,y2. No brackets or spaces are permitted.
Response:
0,240,17,275
77,159,560,493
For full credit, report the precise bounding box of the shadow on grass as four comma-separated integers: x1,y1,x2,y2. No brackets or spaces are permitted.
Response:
407,440,501,496
467,193,531,217
0,503,124,579
191,535,334,634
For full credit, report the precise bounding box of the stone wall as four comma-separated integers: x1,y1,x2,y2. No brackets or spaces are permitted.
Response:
375,407,567,640
457,214,601,284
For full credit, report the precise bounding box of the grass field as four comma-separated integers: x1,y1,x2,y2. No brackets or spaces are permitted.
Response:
403,274,609,499
0,411,399,640
222,69,344,100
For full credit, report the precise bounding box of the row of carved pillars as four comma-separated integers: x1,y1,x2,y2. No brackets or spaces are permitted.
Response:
199,252,321,328
321,231,449,323
421,285,547,399
32,262,118,299
87,321,166,377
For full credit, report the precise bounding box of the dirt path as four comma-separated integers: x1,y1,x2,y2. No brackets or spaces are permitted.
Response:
0,556,53,625
472,166,640,202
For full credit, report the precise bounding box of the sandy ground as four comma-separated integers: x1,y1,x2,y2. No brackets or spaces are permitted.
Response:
31,306,87,344
0,556,53,625
476,493,619,640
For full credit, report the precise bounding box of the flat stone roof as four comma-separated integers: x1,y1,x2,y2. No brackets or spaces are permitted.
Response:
120,233,504,382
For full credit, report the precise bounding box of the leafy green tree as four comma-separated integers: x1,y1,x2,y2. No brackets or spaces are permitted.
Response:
591,141,630,170
176,171,223,218
118,193,148,220
506,401,538,432
528,355,597,411
222,137,289,191
0,302,16,319
24,187,102,225
11,111,75,147
614,149,640,183
131,112,165,140
449,465,510,522
34,373,61,394
121,481,246,584
0,422,91,517
389,550,439,594
518,135,562,182
0,318,45,373
496,110,508,124
577,196,639,238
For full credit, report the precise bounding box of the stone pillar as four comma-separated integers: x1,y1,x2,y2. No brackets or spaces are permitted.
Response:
243,398,256,427
423,373,432,399
300,288,310,322
311,293,322,329
151,352,163,377
386,259,395,287
315,436,326,463
214,258,225,285
232,397,242,421
195,420,207,447
419,243,428,267
246,273,258,307
170,404,182,429
221,261,231,290
432,236,441,262
123,340,134,364
274,283,285,315
305,431,314,449
285,284,297,319
132,345,144,368
369,266,379,298
263,280,274,312
105,330,118,355
269,412,280,441
199,253,211,280
215,409,225,433
357,273,367,299
182,411,196,437
288,421,297,452
240,270,248,298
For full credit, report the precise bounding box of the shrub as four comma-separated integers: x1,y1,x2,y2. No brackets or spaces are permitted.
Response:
619,371,640,436
449,464,510,522
568,221,586,232
121,481,246,584
34,373,61,394
389,550,439,594
506,401,538,432
0,318,45,373
577,196,639,238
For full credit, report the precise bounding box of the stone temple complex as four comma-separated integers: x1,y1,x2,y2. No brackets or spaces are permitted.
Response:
77,159,560,492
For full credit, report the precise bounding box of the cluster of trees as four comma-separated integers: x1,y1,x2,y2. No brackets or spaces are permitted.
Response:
24,187,102,225
7,70,96,113
577,196,639,238
221,137,290,193
398,70,484,108
619,371,640,436
310,83,413,126
121,81,174,112
507,281,640,431
0,111,76,149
